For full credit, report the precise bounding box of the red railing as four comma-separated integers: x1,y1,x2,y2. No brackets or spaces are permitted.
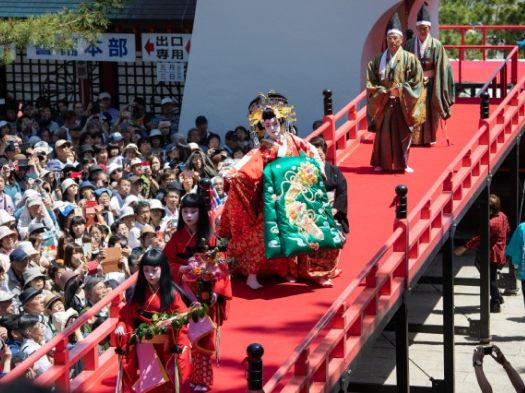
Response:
440,25,525,60
442,45,518,98
305,91,368,167
1,273,137,391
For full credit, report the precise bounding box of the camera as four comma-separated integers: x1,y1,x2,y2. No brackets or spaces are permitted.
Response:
483,345,493,355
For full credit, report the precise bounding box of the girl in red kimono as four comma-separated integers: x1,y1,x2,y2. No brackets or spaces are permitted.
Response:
114,249,192,393
164,194,232,392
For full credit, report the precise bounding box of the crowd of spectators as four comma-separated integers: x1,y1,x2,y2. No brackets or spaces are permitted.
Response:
0,93,256,380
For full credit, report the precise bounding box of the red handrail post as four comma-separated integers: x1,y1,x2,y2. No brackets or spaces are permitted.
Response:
482,29,487,60
110,290,124,348
460,29,465,61
294,347,310,378
512,49,518,85
53,338,71,391
322,89,337,164
393,185,409,282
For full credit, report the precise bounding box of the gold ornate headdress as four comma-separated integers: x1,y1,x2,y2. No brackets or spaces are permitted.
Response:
247,90,297,147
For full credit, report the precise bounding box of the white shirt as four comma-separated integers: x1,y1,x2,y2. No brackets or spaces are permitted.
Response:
21,339,52,376
128,221,145,249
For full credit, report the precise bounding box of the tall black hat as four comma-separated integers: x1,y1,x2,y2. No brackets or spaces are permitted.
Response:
386,12,403,37
416,3,431,26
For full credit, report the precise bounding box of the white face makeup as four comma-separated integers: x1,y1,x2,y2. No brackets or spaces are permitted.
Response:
264,117,281,141
143,265,162,286
181,207,199,228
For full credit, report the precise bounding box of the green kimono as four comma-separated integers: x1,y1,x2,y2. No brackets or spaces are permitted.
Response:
404,36,455,145
367,48,425,171
263,156,344,259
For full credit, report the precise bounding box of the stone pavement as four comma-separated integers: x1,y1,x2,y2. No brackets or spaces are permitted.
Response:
345,251,525,392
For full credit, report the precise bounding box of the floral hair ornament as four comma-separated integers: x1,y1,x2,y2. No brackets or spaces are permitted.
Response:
247,90,297,147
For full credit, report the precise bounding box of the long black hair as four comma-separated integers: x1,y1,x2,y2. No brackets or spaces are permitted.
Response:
131,249,191,310
177,193,211,246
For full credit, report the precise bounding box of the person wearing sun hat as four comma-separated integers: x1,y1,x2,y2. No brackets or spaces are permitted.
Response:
122,143,140,165
16,191,57,240
22,267,48,294
43,293,65,341
46,139,77,170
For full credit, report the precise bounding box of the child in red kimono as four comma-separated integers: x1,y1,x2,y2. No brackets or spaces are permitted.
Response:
164,194,232,392
114,249,192,393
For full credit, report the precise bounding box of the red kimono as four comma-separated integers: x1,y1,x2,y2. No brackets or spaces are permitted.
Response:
117,286,191,392
163,227,232,387
217,133,340,282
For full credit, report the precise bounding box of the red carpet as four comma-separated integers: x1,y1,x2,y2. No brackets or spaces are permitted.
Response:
91,62,518,392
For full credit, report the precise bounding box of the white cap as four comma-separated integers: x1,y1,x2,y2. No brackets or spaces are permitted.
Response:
188,142,200,151
26,196,43,208
107,163,123,175
17,241,39,257
61,178,77,193
99,92,111,100
149,129,162,138
33,141,53,155
161,97,173,105
130,158,142,167
0,210,16,226
119,206,134,219
149,199,164,211
23,189,39,201
123,195,138,208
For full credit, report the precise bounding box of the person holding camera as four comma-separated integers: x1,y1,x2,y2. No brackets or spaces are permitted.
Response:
473,345,525,393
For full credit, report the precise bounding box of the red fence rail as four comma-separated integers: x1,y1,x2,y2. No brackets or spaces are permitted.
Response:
4,44,525,392
440,25,525,60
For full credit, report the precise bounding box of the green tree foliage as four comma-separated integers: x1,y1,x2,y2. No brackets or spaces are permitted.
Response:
0,0,125,65
439,0,525,59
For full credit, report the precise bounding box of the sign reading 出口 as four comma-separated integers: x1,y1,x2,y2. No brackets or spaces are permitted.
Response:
141,34,191,62
27,34,136,62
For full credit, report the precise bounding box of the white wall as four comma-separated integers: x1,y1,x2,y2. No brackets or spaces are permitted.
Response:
179,0,409,139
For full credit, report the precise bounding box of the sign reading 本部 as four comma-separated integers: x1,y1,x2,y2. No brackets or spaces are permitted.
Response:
27,33,136,62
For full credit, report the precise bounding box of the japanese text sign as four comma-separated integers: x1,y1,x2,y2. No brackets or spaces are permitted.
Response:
141,34,191,62
27,34,136,62
156,63,185,82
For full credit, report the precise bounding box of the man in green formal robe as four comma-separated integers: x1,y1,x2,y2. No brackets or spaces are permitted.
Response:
367,12,425,173
404,3,455,145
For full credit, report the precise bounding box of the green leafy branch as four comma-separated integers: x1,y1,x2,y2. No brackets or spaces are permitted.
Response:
0,0,126,65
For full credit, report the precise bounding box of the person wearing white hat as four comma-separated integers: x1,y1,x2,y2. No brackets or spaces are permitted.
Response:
157,97,179,134
119,206,136,231
149,199,170,234
0,290,16,317
17,195,56,240
46,139,77,170
0,209,16,229
61,178,79,204
149,129,164,155
98,92,119,123
0,226,18,272
121,143,140,167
